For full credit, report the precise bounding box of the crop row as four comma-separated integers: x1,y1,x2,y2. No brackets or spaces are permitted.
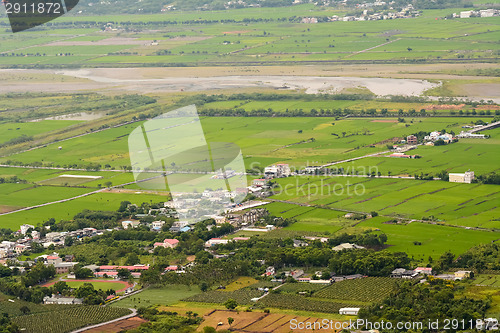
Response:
13,305,131,333
259,293,353,314
278,283,327,294
314,277,396,302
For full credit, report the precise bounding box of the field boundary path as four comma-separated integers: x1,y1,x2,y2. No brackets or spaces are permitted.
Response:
343,38,401,59
320,150,390,168
69,308,137,333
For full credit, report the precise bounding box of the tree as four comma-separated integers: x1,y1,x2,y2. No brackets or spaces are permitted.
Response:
104,181,113,188
118,201,131,212
53,281,69,294
224,298,238,310
228,317,234,326
117,268,132,280
64,236,74,247
125,253,140,266
0,266,12,278
199,282,209,292
74,268,94,279
19,305,30,315
75,283,96,298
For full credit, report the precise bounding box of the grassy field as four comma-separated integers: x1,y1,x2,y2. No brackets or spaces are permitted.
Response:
0,190,169,229
359,217,500,261
0,5,498,66
264,203,500,261
63,280,131,292
270,175,500,228
223,277,259,292
335,127,500,175
110,285,200,308
2,116,490,170
0,121,82,144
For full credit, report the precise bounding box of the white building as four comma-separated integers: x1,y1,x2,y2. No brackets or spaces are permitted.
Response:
457,131,486,139
339,307,360,315
332,243,365,251
122,220,140,229
44,295,83,305
204,238,229,247
264,164,291,178
449,171,474,184
460,11,472,18
20,224,35,235
151,220,165,231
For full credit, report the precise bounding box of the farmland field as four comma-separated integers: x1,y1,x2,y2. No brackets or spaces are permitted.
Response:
12,306,131,333
313,277,397,303
258,293,354,314
0,4,498,67
0,121,82,143
0,0,499,330
183,289,263,305
47,280,133,292
2,116,491,170
0,191,170,230
270,176,500,228
110,285,201,308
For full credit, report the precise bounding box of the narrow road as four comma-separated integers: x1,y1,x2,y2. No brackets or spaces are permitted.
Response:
320,150,390,168
0,175,165,216
344,38,401,58
69,308,137,333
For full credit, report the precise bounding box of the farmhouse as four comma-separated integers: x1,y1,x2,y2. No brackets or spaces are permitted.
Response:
265,266,275,276
15,244,28,255
406,135,418,145
391,268,418,279
207,215,226,224
19,224,34,235
46,255,62,266
54,262,79,274
414,267,433,275
151,220,165,231
449,171,474,184
458,131,486,139
389,153,416,159
205,238,229,247
339,307,360,315
332,243,365,251
122,220,140,229
252,179,266,187
454,270,473,280
424,131,441,141
154,238,179,249
264,163,291,178
44,295,83,305
293,239,308,247
96,265,149,278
